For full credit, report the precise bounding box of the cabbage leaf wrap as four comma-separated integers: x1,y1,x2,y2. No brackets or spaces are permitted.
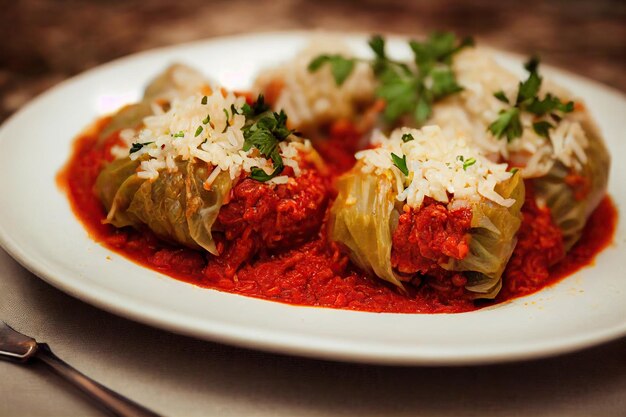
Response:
442,171,524,298
98,64,200,142
329,169,404,289
531,118,610,251
96,157,232,255
329,165,524,299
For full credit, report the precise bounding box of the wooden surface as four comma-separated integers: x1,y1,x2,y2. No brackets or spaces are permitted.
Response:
1,0,625,123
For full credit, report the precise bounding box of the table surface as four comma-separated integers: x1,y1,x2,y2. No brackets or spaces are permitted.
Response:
1,248,625,417
1,1,625,416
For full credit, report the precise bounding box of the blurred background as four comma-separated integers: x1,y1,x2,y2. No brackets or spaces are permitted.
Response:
1,0,624,123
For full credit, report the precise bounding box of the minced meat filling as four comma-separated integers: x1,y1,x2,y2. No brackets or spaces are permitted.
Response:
391,199,472,276
204,167,330,279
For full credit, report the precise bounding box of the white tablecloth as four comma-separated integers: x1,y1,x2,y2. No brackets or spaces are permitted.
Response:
1,248,625,417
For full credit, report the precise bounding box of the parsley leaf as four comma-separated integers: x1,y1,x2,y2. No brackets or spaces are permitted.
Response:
462,157,476,170
242,110,295,182
489,57,574,142
493,90,510,104
457,155,477,170
368,35,386,60
401,133,414,142
129,142,153,154
380,32,471,124
525,93,574,116
414,93,432,123
532,120,554,139
308,32,471,126
410,32,470,70
249,165,284,182
391,153,409,176
516,70,542,105
308,54,357,85
524,56,540,73
488,108,522,142
376,73,420,122
430,68,463,98
241,95,270,119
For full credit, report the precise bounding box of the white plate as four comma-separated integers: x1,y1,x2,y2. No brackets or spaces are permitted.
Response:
0,32,624,365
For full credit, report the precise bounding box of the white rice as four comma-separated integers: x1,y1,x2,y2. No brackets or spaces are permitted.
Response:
428,47,590,178
356,126,515,208
111,89,310,188
253,37,376,129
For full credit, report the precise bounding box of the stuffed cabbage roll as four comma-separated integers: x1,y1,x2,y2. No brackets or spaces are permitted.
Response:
96,88,330,275
428,48,610,251
329,126,524,299
531,116,609,250
98,157,232,254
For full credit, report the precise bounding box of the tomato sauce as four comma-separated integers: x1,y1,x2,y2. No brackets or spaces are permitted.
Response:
57,120,618,314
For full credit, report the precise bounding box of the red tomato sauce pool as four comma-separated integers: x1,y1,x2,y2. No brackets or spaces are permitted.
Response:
57,120,618,314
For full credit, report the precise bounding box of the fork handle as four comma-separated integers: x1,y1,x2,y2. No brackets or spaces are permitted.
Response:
35,344,161,417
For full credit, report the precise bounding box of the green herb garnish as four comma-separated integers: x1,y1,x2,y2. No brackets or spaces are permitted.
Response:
377,33,470,124
308,54,356,86
129,142,153,154
532,120,554,139
242,110,295,182
194,125,203,137
172,131,184,138
241,94,270,119
308,32,472,125
201,96,208,105
488,108,522,142
222,108,231,133
462,157,476,170
249,166,281,182
493,90,509,104
401,133,415,143
526,93,574,115
488,56,574,142
391,153,409,176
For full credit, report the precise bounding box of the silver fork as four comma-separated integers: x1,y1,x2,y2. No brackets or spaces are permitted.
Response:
0,321,162,417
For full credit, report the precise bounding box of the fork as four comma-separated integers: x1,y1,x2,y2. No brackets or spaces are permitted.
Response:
0,321,162,417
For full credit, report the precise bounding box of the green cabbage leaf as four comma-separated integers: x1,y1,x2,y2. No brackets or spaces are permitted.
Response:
329,168,403,289
96,157,232,255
